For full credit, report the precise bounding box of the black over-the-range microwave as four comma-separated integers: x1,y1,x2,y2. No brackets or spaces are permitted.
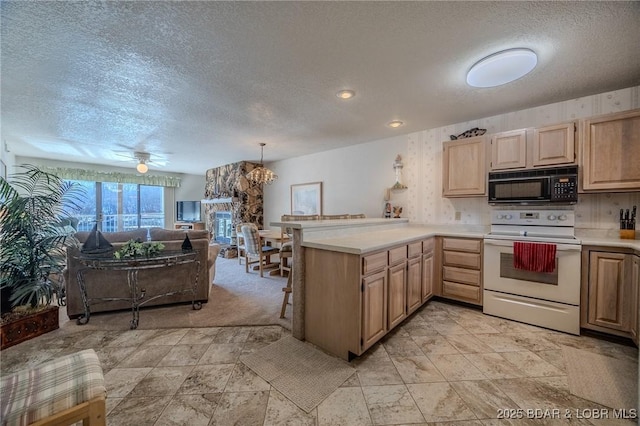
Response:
488,165,578,205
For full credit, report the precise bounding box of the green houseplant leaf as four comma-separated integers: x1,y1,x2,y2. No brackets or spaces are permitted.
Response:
114,239,165,259
0,164,85,311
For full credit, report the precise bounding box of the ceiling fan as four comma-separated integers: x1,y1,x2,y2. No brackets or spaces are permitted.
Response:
114,151,168,174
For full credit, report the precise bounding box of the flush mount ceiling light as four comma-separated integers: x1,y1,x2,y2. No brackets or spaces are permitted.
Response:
246,143,278,185
134,151,150,174
466,48,538,88
336,89,355,100
388,120,404,128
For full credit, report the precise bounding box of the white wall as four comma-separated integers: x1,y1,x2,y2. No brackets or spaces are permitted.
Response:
263,135,409,226
1,139,17,178
175,173,207,224
264,85,640,231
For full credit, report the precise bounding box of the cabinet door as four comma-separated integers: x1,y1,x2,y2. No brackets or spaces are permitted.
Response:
388,262,407,329
582,109,640,191
491,129,527,170
406,256,422,314
587,252,632,332
631,255,640,345
362,270,388,351
442,136,487,197
422,249,434,302
533,122,576,167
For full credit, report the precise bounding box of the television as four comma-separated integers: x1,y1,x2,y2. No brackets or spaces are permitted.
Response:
176,201,201,222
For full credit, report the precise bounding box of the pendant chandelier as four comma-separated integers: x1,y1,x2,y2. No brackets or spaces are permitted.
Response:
246,143,278,185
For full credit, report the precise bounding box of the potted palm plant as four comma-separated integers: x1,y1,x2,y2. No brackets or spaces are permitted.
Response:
0,164,85,349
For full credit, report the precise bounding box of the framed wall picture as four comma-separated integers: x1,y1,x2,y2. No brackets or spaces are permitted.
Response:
291,182,322,215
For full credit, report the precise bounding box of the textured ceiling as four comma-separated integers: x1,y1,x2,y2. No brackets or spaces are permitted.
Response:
2,1,639,174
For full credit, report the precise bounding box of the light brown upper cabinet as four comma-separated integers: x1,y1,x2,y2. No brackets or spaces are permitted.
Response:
491,123,576,171
490,129,528,170
532,122,577,167
442,135,488,197
580,109,640,192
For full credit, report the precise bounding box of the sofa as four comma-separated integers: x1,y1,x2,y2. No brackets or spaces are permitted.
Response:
64,228,220,319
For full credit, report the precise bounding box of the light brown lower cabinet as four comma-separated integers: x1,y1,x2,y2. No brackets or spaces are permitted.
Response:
631,255,640,345
422,239,435,302
388,261,407,329
438,237,483,305
407,256,423,314
362,269,387,350
581,247,638,342
304,237,435,360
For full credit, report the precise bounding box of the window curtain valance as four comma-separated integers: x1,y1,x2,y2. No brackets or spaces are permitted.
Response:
43,167,182,188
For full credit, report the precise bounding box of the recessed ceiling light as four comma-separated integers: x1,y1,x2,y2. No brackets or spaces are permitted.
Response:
466,48,538,88
388,120,404,128
336,90,355,100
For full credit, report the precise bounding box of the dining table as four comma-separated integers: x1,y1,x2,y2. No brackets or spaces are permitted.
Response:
258,229,290,276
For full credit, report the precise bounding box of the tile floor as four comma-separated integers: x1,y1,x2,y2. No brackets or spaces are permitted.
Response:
1,300,638,425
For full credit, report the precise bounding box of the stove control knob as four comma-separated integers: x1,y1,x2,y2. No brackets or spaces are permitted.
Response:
558,214,568,221
547,214,557,221
504,214,512,220
496,214,504,219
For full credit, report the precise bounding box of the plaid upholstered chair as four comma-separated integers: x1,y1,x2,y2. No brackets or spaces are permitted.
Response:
320,214,350,220
235,222,251,264
241,224,280,277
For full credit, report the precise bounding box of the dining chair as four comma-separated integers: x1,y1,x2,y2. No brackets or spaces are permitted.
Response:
280,265,293,318
235,222,250,264
241,224,280,277
320,214,350,220
278,214,319,276
279,241,293,277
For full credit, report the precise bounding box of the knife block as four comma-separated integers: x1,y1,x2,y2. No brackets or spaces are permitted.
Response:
620,229,636,239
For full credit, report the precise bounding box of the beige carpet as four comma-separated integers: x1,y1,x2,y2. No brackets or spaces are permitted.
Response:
58,257,291,330
240,336,355,413
562,346,638,410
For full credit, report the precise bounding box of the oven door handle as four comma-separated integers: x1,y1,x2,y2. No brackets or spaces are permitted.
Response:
483,239,582,252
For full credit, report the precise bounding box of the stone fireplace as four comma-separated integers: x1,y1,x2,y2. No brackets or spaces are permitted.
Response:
203,161,264,253
213,211,233,244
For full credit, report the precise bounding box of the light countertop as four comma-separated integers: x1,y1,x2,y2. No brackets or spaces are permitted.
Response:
576,229,640,251
301,224,488,255
293,222,640,255
270,217,409,229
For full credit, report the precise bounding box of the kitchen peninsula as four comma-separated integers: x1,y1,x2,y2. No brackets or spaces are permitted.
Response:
272,217,640,361
270,217,487,360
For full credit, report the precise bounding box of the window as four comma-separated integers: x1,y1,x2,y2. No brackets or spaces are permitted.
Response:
66,180,165,232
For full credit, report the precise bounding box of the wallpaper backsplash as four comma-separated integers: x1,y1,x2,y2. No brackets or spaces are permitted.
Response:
407,85,640,230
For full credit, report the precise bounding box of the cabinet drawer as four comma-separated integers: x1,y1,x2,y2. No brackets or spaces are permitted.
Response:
389,246,407,265
443,251,481,269
422,238,435,254
362,252,387,275
408,242,422,258
443,266,480,286
442,238,481,253
442,281,481,304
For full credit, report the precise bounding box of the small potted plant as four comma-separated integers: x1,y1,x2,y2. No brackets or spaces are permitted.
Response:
114,239,165,259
